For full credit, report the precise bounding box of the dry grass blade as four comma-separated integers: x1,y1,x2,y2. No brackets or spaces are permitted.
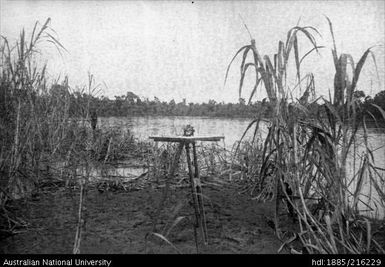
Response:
239,14,253,40
323,100,342,123
299,46,325,65
149,232,182,254
247,79,262,105
351,48,374,92
238,59,254,98
165,216,186,238
334,54,348,105
371,104,385,122
352,156,367,210
224,45,250,87
293,35,301,84
325,15,338,69
364,218,371,253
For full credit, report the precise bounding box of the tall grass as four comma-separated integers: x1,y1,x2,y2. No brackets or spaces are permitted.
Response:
0,19,139,250
1,18,67,198
226,17,385,253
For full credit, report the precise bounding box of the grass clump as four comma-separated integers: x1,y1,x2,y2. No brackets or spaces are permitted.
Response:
226,17,385,254
0,19,139,245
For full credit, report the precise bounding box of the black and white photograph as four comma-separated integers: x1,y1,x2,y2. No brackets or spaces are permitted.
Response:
0,0,384,256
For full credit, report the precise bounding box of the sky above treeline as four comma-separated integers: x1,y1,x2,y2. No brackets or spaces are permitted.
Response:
1,0,384,103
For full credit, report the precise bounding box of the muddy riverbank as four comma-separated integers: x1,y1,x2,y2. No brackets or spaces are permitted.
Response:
0,178,301,254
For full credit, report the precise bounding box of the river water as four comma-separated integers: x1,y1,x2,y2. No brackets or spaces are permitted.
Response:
100,116,265,150
99,116,385,219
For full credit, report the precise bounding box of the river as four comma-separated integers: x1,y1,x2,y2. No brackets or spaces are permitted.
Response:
99,116,385,219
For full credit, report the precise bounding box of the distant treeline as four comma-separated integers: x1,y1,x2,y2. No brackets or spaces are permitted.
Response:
58,86,385,120
65,89,268,118
96,94,264,118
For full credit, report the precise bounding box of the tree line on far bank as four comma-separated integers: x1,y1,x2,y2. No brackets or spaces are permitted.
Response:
52,85,385,121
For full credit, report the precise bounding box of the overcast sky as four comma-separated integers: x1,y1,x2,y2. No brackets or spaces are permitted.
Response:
1,0,384,103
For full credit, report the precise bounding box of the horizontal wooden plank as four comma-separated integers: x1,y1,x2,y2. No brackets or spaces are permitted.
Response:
148,135,225,143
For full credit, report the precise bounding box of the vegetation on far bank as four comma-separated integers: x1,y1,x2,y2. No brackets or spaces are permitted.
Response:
52,86,385,120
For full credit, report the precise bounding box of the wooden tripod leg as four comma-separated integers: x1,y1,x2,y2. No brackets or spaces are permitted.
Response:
192,142,208,245
152,142,184,232
185,143,201,253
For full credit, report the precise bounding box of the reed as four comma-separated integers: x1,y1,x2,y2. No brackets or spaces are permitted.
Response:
0,19,128,250
226,17,385,253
